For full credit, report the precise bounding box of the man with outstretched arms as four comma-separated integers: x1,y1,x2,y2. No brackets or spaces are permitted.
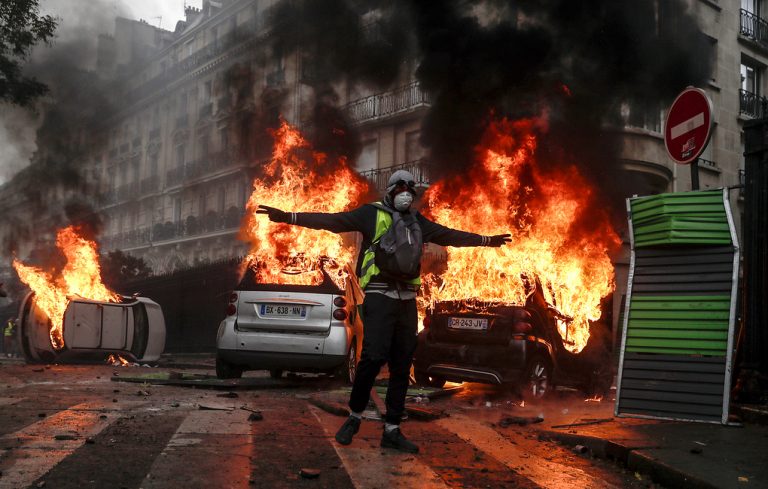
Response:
258,169,510,453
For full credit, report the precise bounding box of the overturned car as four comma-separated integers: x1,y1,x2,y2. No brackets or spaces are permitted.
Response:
18,292,166,364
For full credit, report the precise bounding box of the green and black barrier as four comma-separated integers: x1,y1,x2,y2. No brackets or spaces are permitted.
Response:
615,189,739,424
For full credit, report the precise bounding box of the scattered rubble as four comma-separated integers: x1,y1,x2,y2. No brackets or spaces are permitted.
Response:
498,415,544,427
299,468,320,479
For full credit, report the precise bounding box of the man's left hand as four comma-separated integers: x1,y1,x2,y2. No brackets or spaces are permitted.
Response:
486,234,511,247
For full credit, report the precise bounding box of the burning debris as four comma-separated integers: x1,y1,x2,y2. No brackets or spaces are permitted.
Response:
241,120,370,288
421,118,620,353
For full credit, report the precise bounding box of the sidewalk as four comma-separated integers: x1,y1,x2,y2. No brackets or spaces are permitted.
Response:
528,394,767,489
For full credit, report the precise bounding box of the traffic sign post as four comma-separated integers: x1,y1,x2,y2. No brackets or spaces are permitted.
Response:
664,87,714,190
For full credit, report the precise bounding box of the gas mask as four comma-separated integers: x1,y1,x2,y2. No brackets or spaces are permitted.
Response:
393,191,414,211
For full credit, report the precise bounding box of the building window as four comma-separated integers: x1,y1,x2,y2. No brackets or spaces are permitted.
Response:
621,100,661,133
405,131,422,162
176,145,185,167
149,153,159,176
218,187,226,212
357,140,378,172
740,60,765,117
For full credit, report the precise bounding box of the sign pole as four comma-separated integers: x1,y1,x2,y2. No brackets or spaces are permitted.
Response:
691,157,700,190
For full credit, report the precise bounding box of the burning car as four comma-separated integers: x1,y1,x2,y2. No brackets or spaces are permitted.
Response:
215,261,363,382
413,283,611,398
18,292,166,364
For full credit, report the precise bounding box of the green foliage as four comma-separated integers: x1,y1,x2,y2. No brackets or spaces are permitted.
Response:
0,0,57,106
101,250,152,287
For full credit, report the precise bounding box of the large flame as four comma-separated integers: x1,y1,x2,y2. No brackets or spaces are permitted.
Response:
421,118,620,353
13,226,120,350
242,121,369,288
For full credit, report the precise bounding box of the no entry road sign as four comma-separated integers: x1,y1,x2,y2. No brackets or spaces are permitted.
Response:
665,87,713,165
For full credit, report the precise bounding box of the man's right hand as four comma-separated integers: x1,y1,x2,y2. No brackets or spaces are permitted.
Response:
256,205,291,223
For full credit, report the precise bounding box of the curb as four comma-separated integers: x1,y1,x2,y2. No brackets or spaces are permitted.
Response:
539,429,720,489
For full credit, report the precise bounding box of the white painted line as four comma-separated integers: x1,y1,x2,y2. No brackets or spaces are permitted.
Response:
437,414,618,489
670,112,704,140
0,402,117,489
0,397,23,407
140,408,253,489
310,406,449,489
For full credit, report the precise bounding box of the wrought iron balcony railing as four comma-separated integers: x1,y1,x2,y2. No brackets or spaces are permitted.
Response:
740,9,768,45
359,158,431,192
103,207,246,249
739,88,768,118
346,82,431,124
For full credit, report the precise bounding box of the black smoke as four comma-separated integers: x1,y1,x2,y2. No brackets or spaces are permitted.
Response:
270,0,713,214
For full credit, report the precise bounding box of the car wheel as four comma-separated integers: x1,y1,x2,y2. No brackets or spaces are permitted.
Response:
415,370,446,388
521,357,551,400
342,341,357,384
269,369,283,379
215,356,243,379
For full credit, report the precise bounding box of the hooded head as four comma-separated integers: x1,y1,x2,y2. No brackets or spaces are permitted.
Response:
384,169,417,211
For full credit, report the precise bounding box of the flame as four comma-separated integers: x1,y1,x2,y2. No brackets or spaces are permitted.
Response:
242,120,369,287
421,118,619,353
107,353,131,366
13,226,120,350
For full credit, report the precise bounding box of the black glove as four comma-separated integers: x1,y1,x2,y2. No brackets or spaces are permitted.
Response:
256,205,291,224
486,233,511,247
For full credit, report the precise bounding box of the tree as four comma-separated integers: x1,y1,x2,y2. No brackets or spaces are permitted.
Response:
101,250,152,289
0,0,57,107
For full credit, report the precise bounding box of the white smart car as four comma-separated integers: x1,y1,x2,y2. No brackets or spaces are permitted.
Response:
215,264,363,383
18,292,166,363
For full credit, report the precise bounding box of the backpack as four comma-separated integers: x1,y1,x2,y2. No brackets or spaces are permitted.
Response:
370,203,423,281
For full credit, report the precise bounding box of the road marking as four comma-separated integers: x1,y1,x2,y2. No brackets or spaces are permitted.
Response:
438,414,618,489
0,397,23,407
0,401,117,489
670,112,704,139
310,406,449,489
140,408,253,489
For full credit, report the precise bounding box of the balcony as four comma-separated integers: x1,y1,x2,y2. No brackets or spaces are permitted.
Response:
740,9,768,46
104,207,246,248
359,158,431,192
346,82,431,125
739,88,768,118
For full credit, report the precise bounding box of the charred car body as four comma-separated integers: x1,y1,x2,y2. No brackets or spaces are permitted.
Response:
18,292,166,364
216,264,363,382
413,285,611,398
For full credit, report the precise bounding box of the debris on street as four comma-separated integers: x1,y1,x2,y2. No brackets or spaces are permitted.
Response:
198,404,234,411
307,397,349,417
299,468,321,479
499,415,544,427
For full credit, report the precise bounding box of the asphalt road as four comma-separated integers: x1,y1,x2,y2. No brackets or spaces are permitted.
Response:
0,362,658,489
